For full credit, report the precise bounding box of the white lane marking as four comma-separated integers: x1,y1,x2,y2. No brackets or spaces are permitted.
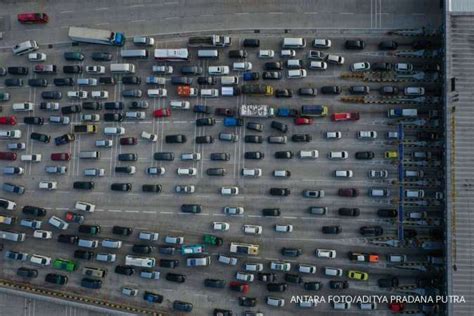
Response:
124,210,139,213
160,211,173,214
55,207,69,211
108,209,122,213
60,10,74,14
143,211,156,214
95,7,109,11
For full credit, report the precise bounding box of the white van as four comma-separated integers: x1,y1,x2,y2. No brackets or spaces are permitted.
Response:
110,63,135,74
282,37,306,49
208,66,229,75
79,151,100,159
241,168,262,177
233,62,252,71
120,49,148,59
78,239,99,248
21,154,42,162
200,89,219,98
104,127,125,135
221,87,239,96
125,255,156,268
287,69,307,78
12,40,39,55
324,267,343,276
186,256,211,267
221,76,239,85
30,254,51,266
101,239,122,249
197,50,219,59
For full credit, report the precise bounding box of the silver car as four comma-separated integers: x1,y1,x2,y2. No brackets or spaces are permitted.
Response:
45,166,67,174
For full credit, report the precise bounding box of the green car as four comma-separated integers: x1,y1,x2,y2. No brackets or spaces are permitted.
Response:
203,234,223,246
53,258,78,272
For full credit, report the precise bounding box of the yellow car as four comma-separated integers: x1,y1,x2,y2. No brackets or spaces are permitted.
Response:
384,151,398,159
348,270,369,281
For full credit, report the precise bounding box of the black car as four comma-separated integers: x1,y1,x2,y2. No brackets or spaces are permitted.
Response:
267,282,287,292
197,76,216,85
61,105,81,115
181,66,203,75
41,91,62,99
112,225,132,236
229,50,248,58
246,122,263,132
99,76,115,85
118,153,137,161
143,291,163,304
239,297,256,307
22,205,47,217
372,62,392,72
349,85,370,95
262,71,282,80
196,117,215,126
82,102,102,111
285,273,303,283
171,76,193,85
193,105,211,113
54,133,75,146
378,276,399,288
322,225,341,234
45,273,68,285
63,65,82,74
28,78,48,87
173,300,193,312
8,66,28,75
74,250,94,260
104,102,124,110
258,272,276,283
206,168,226,176
132,244,153,254
181,204,202,213
244,151,264,160
274,151,293,159
378,40,398,50
24,116,44,125
91,52,113,61
355,151,375,160
64,52,85,61
262,208,280,216
122,89,142,98
142,184,162,193
195,135,213,144
377,209,397,218
158,245,176,255
166,134,187,143
73,181,95,190
264,62,283,70
5,78,23,87
215,108,235,116
281,247,301,257
298,88,317,96
412,39,432,49
78,224,101,235
153,152,175,161
103,113,124,122
30,132,50,143
417,131,439,141
304,281,322,291
121,76,141,85
53,78,74,86
320,86,341,94
338,208,360,216
129,101,148,109
345,40,365,49
110,183,132,191
17,267,38,278
210,152,230,161
329,280,349,289
360,226,383,236
160,259,179,268
115,265,134,276
57,234,79,244
243,72,259,80
275,89,292,98
292,134,312,142
271,121,288,133
81,278,102,289
244,135,263,143
204,278,226,288
166,272,186,283
270,188,290,196
243,38,260,47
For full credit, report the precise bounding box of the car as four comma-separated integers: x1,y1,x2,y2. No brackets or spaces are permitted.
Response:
64,212,84,223
63,65,82,74
345,40,365,49
320,86,341,94
212,222,230,231
73,181,95,190
303,190,324,198
351,62,371,72
349,252,379,263
30,132,50,143
244,135,263,143
267,282,287,292
243,72,259,81
348,270,369,281
417,131,439,141
378,40,398,50
17,267,38,278
262,71,282,80
243,38,260,47
61,105,81,114
275,151,293,159
338,188,359,197
239,297,257,307
221,187,239,195
295,117,312,125
175,185,195,194
181,66,203,75
329,280,349,289
259,49,275,58
285,273,303,284
394,63,414,73
165,134,186,143
29,229,51,239
166,272,186,283
143,291,163,303
378,276,399,288
298,87,317,96
41,91,62,100
196,117,216,126
195,135,213,144
0,116,17,125
146,167,165,176
224,206,244,215
91,52,112,61
132,244,153,254
207,168,226,176
281,248,302,257
322,225,341,234
0,152,17,161
110,183,132,191
6,143,25,151
51,153,70,161
28,78,48,87
117,153,137,161
45,273,68,285
360,226,384,236
181,204,201,213
270,261,291,271
313,39,331,48
115,265,135,276
269,188,290,196
204,279,226,289
74,250,94,260
369,170,389,178
173,300,193,312
119,137,137,146
372,62,392,72
245,151,264,160
275,89,292,98
210,152,230,161
5,78,23,87
355,151,374,160
23,116,44,126
229,281,249,294
349,85,370,95
197,76,216,85
153,65,173,74
385,151,398,159
55,133,75,146
8,66,28,75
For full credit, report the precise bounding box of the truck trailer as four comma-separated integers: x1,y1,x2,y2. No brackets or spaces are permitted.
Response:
188,35,231,47
68,27,125,46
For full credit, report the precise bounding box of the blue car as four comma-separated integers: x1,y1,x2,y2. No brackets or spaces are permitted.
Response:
193,104,211,114
224,117,243,127
277,108,299,117
243,72,259,81
143,291,163,303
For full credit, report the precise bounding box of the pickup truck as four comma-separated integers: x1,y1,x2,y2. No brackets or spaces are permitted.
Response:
203,234,223,246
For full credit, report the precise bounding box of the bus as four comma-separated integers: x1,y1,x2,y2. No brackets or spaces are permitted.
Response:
229,242,260,256
154,49,189,61
301,105,328,117
53,258,78,272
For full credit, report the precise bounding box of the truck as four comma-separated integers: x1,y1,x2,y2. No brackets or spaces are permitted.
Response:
224,117,243,127
240,104,275,118
387,108,418,118
242,84,273,96
73,124,97,134
203,234,223,246
181,244,205,255
188,35,231,48
330,112,360,121
229,242,260,256
68,27,125,46
301,105,328,117
276,108,299,117
177,86,198,97
154,49,189,61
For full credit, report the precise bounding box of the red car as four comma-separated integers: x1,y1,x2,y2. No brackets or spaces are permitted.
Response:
229,281,249,294
64,211,84,223
153,109,171,118
338,188,360,197
331,112,360,121
17,13,49,24
0,152,17,161
388,302,405,312
294,117,313,125
0,116,17,125
120,137,137,146
51,153,71,161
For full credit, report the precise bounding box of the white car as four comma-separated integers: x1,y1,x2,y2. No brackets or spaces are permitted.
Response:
33,230,52,239
170,100,190,109
275,224,293,233
223,206,244,215
351,62,371,72
141,131,158,142
394,63,413,73
86,65,106,74
213,222,230,231
221,187,239,195
404,87,425,96
177,168,197,176
267,297,285,307
235,271,254,282
281,49,296,57
217,254,238,265
30,254,51,266
95,139,113,147
241,168,262,177
316,249,336,259
40,102,59,111
287,69,307,78
313,39,332,48
243,225,262,235
258,50,275,58
125,111,146,120
133,36,154,46
164,235,184,245
334,170,353,178
28,52,47,61
0,198,16,210
357,131,377,139
67,91,88,99
138,231,159,241
208,66,229,75
152,65,173,74
298,150,318,159
75,201,96,213
243,263,264,272
369,170,389,178
84,168,105,177
49,115,70,125
298,264,317,274
270,261,291,271
328,151,349,160
175,185,195,194
104,127,125,135
181,153,201,161
325,131,342,139
146,167,165,176
81,114,100,122
91,91,108,99
39,181,57,190
21,154,41,162
309,61,328,70
77,78,98,86
0,130,22,139
147,88,167,97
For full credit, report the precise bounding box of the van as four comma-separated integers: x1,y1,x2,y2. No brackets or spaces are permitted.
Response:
282,37,306,49
200,89,219,98
84,168,105,177
101,239,122,249
96,253,116,262
197,49,219,59
77,78,97,86
120,49,148,59
82,266,106,278
186,256,211,267
324,267,343,276
30,254,51,266
326,54,345,65
0,230,25,242
286,59,303,69
287,69,307,78
369,188,390,197
221,76,239,85
221,87,240,96
79,151,100,160
125,255,156,268
78,239,99,248
12,103,34,112
104,127,125,135
12,40,39,55
110,63,135,74
233,62,252,71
